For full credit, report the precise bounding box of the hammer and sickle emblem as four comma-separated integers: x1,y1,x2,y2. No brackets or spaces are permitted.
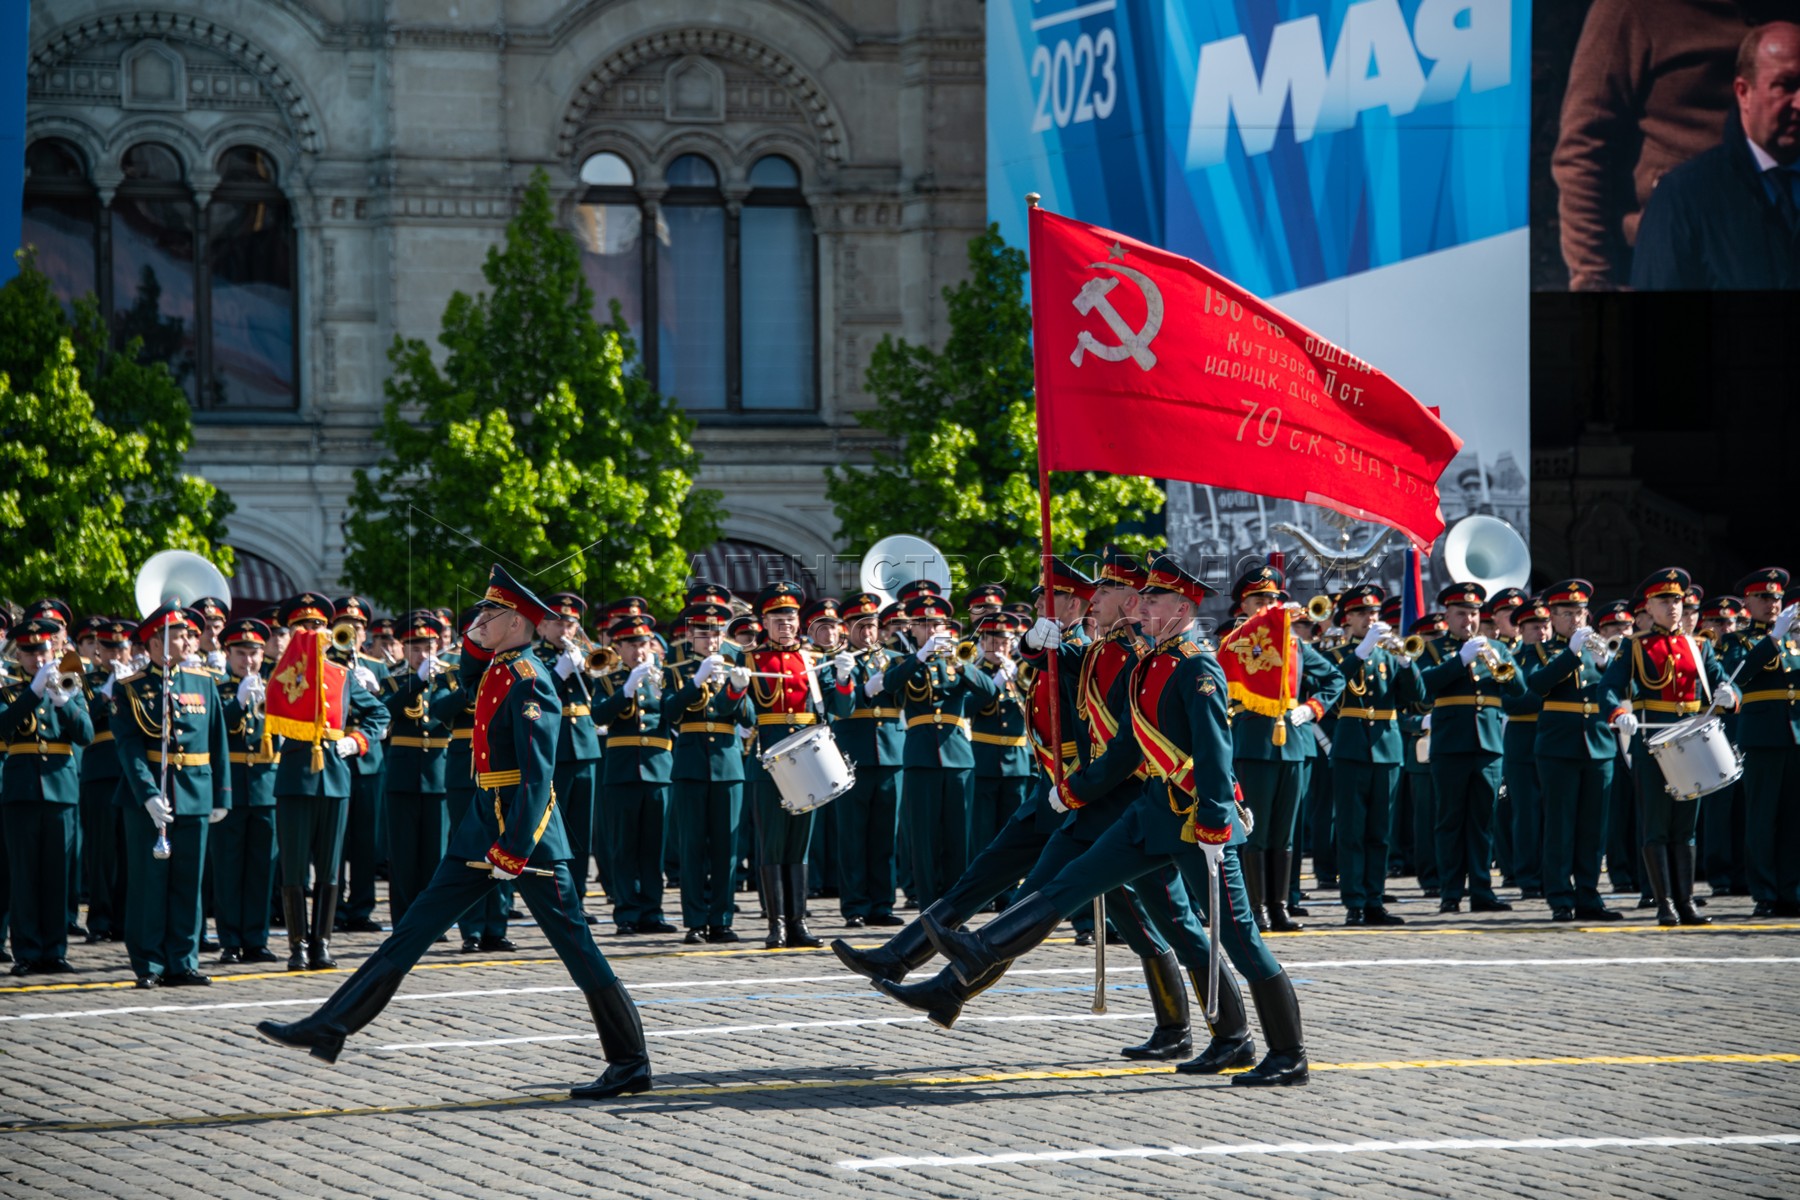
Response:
1071,261,1164,371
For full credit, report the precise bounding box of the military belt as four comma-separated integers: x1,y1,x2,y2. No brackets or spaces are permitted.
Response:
476,769,522,789
451,728,474,740
848,707,902,719
391,736,452,750
148,750,211,768
907,713,970,734
1508,714,1538,723
90,730,114,745
4,742,73,756
1433,696,1501,709
678,722,738,735
970,731,1028,747
1740,689,1799,705
1337,707,1397,721
1634,699,1703,715
1541,701,1601,715
607,736,673,751
229,750,279,765
757,712,817,727
564,704,591,717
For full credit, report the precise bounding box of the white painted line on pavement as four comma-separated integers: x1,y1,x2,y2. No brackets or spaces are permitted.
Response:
838,1133,1800,1172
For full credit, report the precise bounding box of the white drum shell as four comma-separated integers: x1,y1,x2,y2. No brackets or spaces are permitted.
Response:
760,725,856,813
1647,715,1743,801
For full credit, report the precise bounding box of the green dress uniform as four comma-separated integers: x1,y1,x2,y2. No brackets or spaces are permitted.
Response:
1525,636,1618,917
592,660,679,932
1294,692,1336,901
383,665,451,928
1400,702,1437,890
431,665,507,946
214,671,280,954
1734,620,1800,914
1,670,94,969
667,660,753,935
830,646,905,923
1500,646,1545,895
78,663,126,940
1417,632,1527,908
880,648,1000,908
112,660,230,982
534,637,603,903
1328,640,1425,919
334,647,393,929
968,658,1034,910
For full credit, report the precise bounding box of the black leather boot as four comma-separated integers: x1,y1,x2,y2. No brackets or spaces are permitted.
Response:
570,981,653,1099
1670,843,1711,926
1231,971,1308,1086
924,892,1062,987
784,864,822,948
1241,850,1271,932
1176,965,1256,1074
281,887,308,972
760,866,786,949
1266,850,1304,931
831,901,948,983
308,884,338,970
1121,950,1192,1060
1641,845,1678,927
256,963,406,1064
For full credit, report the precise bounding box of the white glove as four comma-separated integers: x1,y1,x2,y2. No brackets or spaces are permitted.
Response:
1458,635,1489,666
99,673,117,699
418,657,438,683
1716,683,1741,709
1047,782,1070,814
733,725,754,740
832,652,856,679
1287,704,1316,727
1568,625,1593,656
693,654,723,685
353,665,378,690
863,670,886,698
1772,604,1798,642
144,794,173,826
208,808,228,825
1198,840,1226,877
726,665,752,691
489,859,521,881
1355,621,1389,661
29,660,54,697
623,662,653,693
991,657,1018,686
1023,617,1062,651
48,681,75,708
207,650,228,673
334,736,360,758
555,650,579,680
915,634,952,663
1613,711,1640,738
237,677,260,707
1421,713,1433,732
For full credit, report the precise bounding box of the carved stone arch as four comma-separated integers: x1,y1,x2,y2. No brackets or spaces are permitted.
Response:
104,116,210,183
570,129,659,184
199,120,303,190
29,12,323,153
717,507,836,570
736,131,820,191
650,131,737,187
22,113,110,180
560,28,847,164
224,510,321,592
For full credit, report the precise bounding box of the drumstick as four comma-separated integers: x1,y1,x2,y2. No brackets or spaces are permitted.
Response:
464,860,555,878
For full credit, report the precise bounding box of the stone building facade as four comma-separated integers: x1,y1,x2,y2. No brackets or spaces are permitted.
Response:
22,0,986,607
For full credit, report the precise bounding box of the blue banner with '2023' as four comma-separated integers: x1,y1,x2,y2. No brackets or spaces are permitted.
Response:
989,0,1529,292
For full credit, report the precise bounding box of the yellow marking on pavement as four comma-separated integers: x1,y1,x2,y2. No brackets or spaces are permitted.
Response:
5,923,1799,994
3,1053,1795,1136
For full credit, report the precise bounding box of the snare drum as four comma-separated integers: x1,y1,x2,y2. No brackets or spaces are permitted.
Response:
1646,714,1743,801
760,724,856,813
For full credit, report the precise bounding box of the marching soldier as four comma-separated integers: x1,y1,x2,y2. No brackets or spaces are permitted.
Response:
1484,586,1529,888
1325,585,1424,925
801,597,846,899
535,594,603,916
1700,595,1748,899
384,612,452,928
78,618,135,943
967,614,1033,910
112,606,229,987
826,592,905,927
1417,582,1527,913
1732,568,1800,917
1526,580,1622,922
214,619,281,962
430,613,512,952
592,610,679,936
330,596,392,934
192,597,230,674
259,564,652,1101
1502,602,1552,901
1401,612,1447,896
1600,568,1736,926
965,583,1008,626
666,602,753,942
1,618,92,975
269,593,391,970
1226,566,1344,932
1594,600,1642,898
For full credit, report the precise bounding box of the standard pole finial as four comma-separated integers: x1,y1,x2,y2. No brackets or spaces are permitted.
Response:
1025,192,1041,209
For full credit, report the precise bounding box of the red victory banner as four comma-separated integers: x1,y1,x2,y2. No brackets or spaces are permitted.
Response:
264,629,348,771
1216,604,1300,747
1028,205,1462,550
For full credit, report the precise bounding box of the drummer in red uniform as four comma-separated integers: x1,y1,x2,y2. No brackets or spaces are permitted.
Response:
1600,568,1738,927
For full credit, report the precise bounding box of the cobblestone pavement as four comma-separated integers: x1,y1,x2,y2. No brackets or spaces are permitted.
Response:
3,877,1798,1199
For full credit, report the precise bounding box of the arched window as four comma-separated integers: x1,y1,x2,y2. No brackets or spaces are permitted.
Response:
16,138,300,411
570,148,817,419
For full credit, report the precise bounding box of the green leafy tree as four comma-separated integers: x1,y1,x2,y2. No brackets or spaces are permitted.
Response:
0,251,234,615
826,226,1163,594
343,169,722,614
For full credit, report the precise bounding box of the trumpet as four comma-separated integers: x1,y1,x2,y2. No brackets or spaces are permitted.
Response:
585,643,621,677
1579,633,1622,669
1306,595,1335,622
55,650,84,694
330,621,360,653
950,638,981,666
1376,632,1426,662
1474,645,1517,683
